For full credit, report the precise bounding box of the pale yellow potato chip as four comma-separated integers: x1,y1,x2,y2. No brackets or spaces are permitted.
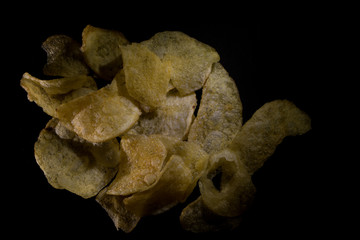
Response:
141,31,220,95
229,99,311,174
199,149,255,217
34,119,120,199
121,43,170,108
20,72,97,116
106,134,167,196
129,90,197,140
188,63,242,154
81,25,129,80
42,35,90,77
56,83,141,143
96,187,141,232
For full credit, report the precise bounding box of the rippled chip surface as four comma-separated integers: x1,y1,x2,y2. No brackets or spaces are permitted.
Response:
81,25,129,80
42,35,90,77
188,63,242,154
229,100,311,174
107,134,167,196
142,31,220,95
121,43,170,108
34,119,120,199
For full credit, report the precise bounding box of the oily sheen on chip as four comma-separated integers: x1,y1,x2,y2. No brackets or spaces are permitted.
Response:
21,25,311,233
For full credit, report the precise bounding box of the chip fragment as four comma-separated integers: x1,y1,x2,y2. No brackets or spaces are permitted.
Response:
81,25,129,80
42,35,90,77
142,31,220,95
188,63,243,153
34,119,120,199
229,100,311,174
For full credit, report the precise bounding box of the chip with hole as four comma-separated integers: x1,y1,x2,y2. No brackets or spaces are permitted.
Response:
42,35,90,77
121,43,170,108
188,63,242,154
34,119,120,199
141,31,220,95
229,99,311,174
106,134,167,196
81,25,129,80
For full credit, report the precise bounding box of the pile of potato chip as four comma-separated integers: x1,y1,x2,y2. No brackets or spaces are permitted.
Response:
21,25,311,233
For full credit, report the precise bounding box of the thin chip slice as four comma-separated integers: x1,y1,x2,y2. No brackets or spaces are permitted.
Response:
141,31,220,95
56,83,141,143
121,43,170,108
129,90,197,140
199,149,255,217
20,72,97,116
188,63,243,154
229,100,311,174
42,35,90,77
81,25,129,80
34,119,120,199
96,187,141,232
107,134,167,196
180,197,242,233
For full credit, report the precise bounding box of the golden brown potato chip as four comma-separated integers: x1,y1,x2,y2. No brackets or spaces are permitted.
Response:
34,119,120,199
96,187,141,232
56,83,141,143
141,31,220,95
129,90,197,140
107,134,167,196
81,25,129,80
20,72,97,116
229,100,311,174
188,63,242,154
121,43,170,108
42,35,90,77
180,196,242,233
199,149,255,217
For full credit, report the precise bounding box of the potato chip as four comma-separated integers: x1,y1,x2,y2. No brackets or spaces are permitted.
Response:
34,119,120,199
141,31,220,95
229,100,311,174
56,83,141,143
96,187,141,232
106,134,167,196
81,25,129,80
20,72,97,116
121,43,170,108
129,90,197,140
180,197,242,233
199,149,255,217
188,63,242,154
42,35,90,77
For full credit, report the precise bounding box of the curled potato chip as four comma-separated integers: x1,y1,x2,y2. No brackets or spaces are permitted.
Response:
34,119,120,199
107,134,167,196
229,99,311,174
42,35,90,77
56,83,141,143
20,72,97,116
129,90,197,140
142,31,220,95
96,187,140,232
121,43,170,108
188,63,243,154
199,149,255,217
180,196,242,233
81,25,129,80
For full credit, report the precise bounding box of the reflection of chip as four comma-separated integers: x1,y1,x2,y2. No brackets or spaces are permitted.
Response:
229,100,311,174
42,35,90,77
34,119,120,199
188,63,243,153
81,25,129,80
142,31,220,95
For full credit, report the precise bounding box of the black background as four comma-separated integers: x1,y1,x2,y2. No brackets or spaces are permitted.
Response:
3,10,324,239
